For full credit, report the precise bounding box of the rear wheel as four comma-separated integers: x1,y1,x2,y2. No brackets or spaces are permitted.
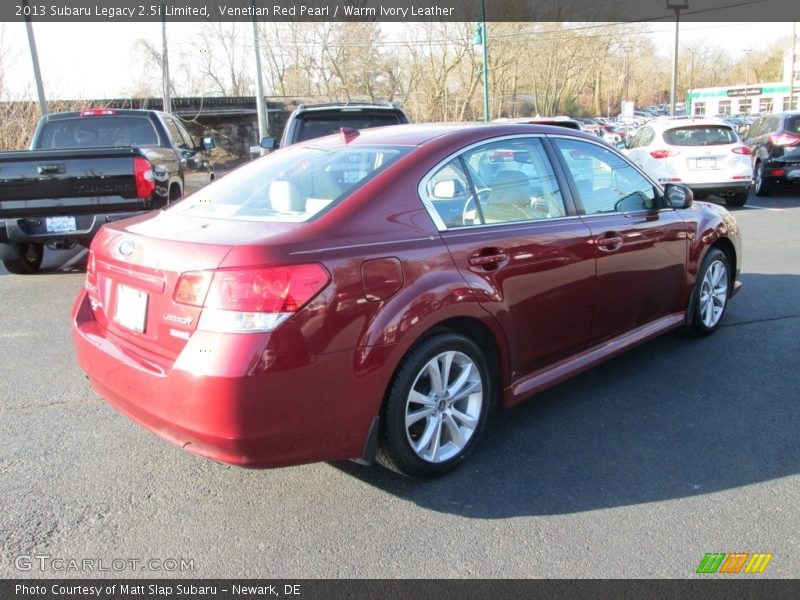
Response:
688,248,731,336
725,191,748,207
2,242,44,274
754,162,772,197
377,332,490,478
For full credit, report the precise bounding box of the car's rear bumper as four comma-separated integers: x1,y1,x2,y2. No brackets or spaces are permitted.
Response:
0,210,148,245
687,182,751,195
71,289,385,468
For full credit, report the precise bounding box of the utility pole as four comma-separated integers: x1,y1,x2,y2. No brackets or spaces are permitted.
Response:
667,1,689,116
790,22,797,111
22,0,47,117
744,48,752,114
252,2,269,154
161,8,172,114
472,0,490,122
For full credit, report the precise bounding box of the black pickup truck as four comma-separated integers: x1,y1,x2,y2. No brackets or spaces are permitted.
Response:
0,108,215,274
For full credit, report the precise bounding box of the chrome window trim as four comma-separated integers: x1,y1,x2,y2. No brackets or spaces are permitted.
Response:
417,133,568,232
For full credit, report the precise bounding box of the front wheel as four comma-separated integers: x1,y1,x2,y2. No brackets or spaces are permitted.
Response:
2,242,44,274
377,332,491,478
688,248,731,336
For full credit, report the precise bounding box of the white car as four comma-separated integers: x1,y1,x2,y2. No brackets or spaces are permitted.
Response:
621,117,753,206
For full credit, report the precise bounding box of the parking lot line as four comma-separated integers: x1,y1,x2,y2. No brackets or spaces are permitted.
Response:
59,248,88,270
742,204,784,211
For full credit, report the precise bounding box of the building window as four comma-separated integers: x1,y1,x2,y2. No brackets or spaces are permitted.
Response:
739,99,752,114
718,100,731,115
759,98,774,113
784,96,800,111
693,101,706,116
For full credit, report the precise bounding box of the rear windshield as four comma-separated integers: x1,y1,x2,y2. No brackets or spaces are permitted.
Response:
295,113,404,142
662,125,737,146
37,116,160,149
170,144,410,222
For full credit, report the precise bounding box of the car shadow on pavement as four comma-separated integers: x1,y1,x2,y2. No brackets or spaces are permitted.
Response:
331,273,800,518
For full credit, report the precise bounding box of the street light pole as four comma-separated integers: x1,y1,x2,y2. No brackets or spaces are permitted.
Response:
251,2,269,154
472,1,490,122
22,0,47,117
667,1,689,116
790,21,797,111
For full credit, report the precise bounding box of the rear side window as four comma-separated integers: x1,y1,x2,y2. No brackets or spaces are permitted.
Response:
295,113,404,142
662,126,737,146
170,144,409,222
38,117,160,148
785,116,800,134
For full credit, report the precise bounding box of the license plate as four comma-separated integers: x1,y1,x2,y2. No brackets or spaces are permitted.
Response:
113,284,148,333
45,216,77,233
695,157,716,169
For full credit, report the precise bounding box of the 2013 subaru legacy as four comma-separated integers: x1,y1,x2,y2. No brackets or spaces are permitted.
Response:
72,123,741,478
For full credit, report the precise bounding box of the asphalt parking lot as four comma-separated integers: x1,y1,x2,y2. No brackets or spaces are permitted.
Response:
1,192,798,579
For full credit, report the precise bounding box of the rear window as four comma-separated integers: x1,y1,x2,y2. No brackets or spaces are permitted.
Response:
295,113,404,142
170,144,409,222
37,116,160,149
662,125,737,146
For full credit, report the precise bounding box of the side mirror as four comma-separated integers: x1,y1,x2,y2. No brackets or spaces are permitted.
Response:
432,179,462,199
664,183,694,209
202,137,216,151
616,141,627,150
260,136,277,150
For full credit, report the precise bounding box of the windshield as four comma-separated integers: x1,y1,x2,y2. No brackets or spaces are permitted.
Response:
662,125,737,146
170,144,409,222
38,116,160,148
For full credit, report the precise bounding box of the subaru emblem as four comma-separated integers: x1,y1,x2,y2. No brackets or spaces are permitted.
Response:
118,240,135,257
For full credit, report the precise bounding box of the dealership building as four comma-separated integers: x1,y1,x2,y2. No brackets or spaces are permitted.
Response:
686,47,800,116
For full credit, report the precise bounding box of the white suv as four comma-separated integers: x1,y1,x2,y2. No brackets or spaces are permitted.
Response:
621,117,753,206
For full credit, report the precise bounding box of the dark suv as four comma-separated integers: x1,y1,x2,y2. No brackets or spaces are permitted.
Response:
274,102,410,148
743,111,800,196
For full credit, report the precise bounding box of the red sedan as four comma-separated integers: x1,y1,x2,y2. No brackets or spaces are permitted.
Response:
72,124,742,477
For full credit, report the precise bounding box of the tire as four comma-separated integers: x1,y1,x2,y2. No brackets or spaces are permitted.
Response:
2,242,44,274
376,331,491,478
687,248,731,336
753,162,772,197
725,191,748,207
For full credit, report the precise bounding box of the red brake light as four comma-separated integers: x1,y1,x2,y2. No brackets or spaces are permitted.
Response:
650,150,679,159
80,109,116,116
204,265,330,313
731,146,752,155
175,265,331,332
768,132,800,146
133,157,155,199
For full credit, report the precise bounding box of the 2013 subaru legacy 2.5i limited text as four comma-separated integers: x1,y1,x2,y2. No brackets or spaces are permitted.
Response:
72,123,742,478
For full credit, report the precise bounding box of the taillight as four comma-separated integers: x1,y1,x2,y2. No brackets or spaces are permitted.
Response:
174,264,330,333
133,157,155,199
85,248,98,298
731,146,752,155
650,149,679,159
768,132,800,146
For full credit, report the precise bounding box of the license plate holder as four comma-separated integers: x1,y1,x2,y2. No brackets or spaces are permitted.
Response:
45,216,77,233
113,284,148,333
695,157,716,169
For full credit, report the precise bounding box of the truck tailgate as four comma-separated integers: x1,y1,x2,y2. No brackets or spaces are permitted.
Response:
0,148,148,218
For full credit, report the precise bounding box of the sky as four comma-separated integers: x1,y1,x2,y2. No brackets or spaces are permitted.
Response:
0,21,793,100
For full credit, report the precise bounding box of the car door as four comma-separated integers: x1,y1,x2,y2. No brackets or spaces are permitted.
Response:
550,135,689,344
421,136,596,380
162,116,211,195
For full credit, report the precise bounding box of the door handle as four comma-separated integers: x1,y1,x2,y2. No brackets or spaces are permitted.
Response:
596,235,624,252
468,252,509,270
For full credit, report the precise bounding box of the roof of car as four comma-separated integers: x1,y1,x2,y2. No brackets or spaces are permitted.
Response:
292,102,405,113
294,122,600,148
648,116,732,131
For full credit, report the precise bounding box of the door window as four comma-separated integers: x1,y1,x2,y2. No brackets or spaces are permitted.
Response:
553,138,658,215
422,137,566,229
